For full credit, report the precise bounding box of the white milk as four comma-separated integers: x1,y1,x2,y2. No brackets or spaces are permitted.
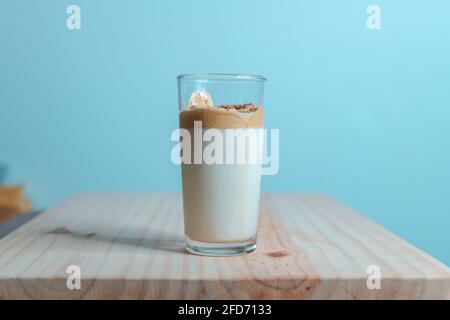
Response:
181,128,263,243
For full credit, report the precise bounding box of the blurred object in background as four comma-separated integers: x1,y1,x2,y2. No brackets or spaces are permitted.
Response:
0,185,32,223
0,164,6,183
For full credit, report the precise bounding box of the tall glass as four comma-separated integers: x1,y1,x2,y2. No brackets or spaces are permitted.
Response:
177,73,266,256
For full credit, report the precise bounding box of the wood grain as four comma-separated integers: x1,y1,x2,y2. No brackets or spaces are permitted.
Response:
0,193,448,299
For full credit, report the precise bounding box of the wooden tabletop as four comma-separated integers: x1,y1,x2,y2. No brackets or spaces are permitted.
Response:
0,193,448,299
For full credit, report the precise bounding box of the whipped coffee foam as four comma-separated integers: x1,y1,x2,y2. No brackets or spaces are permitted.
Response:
180,91,264,129
187,90,214,109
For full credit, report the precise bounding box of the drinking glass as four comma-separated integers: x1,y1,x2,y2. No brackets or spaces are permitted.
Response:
177,73,266,256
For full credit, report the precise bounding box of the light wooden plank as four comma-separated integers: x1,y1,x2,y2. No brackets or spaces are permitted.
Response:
0,193,448,299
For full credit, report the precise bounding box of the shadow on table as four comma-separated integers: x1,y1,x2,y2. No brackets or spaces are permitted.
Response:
47,226,186,254
0,211,42,238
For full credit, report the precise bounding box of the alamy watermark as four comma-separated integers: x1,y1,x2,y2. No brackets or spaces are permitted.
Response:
170,121,279,175
366,265,381,290
64,5,380,31
66,5,81,30
66,264,81,290
367,5,381,30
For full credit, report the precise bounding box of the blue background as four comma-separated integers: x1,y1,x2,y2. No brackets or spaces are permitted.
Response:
1,1,449,264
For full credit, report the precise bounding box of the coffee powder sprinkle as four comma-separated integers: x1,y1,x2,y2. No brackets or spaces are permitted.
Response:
218,103,258,113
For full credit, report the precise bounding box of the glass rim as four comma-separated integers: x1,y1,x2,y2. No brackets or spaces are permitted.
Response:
177,73,266,82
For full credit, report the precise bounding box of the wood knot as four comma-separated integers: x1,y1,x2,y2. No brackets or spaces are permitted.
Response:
265,250,291,258
48,228,96,239
49,227,72,234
